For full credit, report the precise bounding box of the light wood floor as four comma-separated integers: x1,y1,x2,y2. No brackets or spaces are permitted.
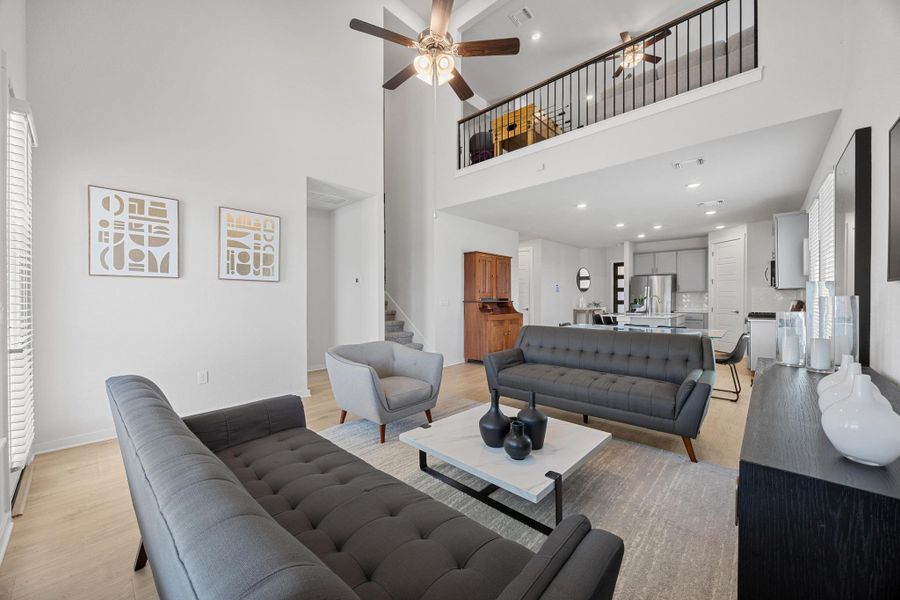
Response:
0,361,752,599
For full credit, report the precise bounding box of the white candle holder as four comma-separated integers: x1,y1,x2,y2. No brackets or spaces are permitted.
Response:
776,312,806,367
833,295,859,362
806,281,835,373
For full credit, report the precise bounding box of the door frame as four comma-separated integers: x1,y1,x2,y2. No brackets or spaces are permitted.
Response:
517,246,533,325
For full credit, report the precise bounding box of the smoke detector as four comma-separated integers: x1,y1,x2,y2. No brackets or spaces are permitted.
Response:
508,7,534,27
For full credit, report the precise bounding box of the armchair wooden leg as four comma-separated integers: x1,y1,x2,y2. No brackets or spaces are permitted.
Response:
134,540,148,571
582,414,589,424
379,424,386,444
339,410,347,424
425,409,433,423
681,437,698,463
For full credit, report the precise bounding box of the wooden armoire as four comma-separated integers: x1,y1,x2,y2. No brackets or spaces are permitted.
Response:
463,252,523,362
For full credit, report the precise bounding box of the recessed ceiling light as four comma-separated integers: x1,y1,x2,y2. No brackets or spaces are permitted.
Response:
686,182,702,189
705,210,717,215
637,233,646,239
615,223,625,228
653,225,663,230
576,203,588,209
531,32,542,41
715,225,726,230
585,94,594,101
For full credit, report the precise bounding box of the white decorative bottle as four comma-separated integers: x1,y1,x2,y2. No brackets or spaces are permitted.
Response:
817,354,855,397
818,363,862,413
821,375,900,467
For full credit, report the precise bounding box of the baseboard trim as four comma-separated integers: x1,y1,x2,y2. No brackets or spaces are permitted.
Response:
299,388,312,398
33,428,117,456
307,364,326,373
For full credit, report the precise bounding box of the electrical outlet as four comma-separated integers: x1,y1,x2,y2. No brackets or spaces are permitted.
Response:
197,370,209,385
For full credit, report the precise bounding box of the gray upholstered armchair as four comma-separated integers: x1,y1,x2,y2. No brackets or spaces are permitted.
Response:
326,341,443,443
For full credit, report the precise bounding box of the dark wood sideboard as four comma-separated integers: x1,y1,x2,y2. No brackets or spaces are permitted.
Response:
738,359,900,599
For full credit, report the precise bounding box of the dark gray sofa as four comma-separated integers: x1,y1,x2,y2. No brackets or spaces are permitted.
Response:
484,326,716,462
107,374,624,600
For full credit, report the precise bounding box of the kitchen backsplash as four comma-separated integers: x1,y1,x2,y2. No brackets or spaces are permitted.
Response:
676,292,708,312
750,286,804,313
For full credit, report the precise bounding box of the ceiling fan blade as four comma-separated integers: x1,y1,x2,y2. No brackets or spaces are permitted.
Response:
350,19,417,48
383,64,417,90
454,38,520,57
642,53,662,64
430,0,454,38
643,29,672,48
449,68,474,101
619,31,632,42
612,64,625,78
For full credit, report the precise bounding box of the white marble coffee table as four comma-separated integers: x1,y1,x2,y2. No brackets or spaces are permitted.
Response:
399,404,611,534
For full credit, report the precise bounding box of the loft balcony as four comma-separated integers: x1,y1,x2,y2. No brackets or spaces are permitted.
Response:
457,0,758,170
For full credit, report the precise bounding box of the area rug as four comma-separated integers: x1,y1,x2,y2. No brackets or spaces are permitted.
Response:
318,402,738,600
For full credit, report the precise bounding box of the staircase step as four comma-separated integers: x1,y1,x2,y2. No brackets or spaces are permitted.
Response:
404,342,424,351
385,310,396,320
386,331,414,343
385,320,405,332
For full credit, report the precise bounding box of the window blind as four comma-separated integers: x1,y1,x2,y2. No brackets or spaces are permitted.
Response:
808,198,820,282
7,106,34,471
818,173,836,284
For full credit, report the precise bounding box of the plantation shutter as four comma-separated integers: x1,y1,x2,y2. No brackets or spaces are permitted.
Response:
7,101,35,471
818,173,836,284
808,198,820,282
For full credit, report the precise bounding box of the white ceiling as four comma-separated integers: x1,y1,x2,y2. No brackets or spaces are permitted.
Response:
457,0,701,103
307,177,372,211
442,111,839,248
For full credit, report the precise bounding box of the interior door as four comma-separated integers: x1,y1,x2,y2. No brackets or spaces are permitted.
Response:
518,248,532,325
710,237,746,352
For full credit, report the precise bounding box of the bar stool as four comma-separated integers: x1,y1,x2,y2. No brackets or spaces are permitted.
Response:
713,333,749,402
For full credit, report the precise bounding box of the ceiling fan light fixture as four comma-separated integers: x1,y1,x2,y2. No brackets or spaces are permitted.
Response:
414,54,434,82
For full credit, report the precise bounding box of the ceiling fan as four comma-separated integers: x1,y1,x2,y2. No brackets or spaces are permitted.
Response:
611,30,672,78
349,0,520,101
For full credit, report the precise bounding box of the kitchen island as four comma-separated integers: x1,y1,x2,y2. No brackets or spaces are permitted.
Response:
615,313,685,328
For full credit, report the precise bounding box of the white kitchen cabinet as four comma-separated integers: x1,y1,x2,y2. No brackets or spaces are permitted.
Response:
676,249,708,292
774,211,808,289
655,252,677,274
634,253,655,275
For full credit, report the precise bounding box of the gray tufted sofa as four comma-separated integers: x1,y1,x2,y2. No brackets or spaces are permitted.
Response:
484,326,716,462
107,374,624,600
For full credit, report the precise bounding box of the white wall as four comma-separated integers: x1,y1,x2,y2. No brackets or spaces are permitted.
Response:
434,212,519,366
802,0,900,381
0,0,26,97
28,0,385,452
307,209,333,371
384,11,433,348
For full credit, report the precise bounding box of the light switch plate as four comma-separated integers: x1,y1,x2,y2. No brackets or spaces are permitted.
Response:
197,370,209,385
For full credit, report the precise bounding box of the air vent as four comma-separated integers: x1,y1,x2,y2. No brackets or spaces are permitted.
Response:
507,7,534,27
696,199,725,208
672,158,705,170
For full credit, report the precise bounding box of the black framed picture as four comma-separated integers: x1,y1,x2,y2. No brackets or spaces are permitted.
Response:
890,115,900,281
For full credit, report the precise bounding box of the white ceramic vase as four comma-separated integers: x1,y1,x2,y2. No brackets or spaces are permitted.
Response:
816,354,855,396
818,363,862,412
821,375,900,467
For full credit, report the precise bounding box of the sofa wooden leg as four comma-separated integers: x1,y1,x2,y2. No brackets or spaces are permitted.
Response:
682,437,698,463
582,414,589,424
134,540,148,571
379,424,386,444
425,409,433,423
339,410,347,424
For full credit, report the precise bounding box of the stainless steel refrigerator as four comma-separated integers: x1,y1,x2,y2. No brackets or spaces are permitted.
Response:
628,275,676,313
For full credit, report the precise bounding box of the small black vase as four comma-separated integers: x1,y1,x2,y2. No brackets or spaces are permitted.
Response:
504,420,532,460
517,392,548,450
479,389,511,448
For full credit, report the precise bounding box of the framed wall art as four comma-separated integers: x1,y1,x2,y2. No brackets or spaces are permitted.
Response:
218,207,280,282
88,185,179,278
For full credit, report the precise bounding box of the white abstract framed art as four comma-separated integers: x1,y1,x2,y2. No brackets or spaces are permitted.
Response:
218,207,281,282
88,186,179,278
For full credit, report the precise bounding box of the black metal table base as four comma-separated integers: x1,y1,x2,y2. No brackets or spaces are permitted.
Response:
418,450,562,535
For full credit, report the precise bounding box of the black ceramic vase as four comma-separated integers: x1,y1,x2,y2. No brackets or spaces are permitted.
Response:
517,392,548,450
503,420,532,460
479,389,511,448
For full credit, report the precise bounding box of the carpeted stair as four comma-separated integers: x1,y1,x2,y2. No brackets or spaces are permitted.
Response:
385,307,423,350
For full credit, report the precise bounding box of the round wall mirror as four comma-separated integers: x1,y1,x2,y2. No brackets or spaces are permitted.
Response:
576,267,591,292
